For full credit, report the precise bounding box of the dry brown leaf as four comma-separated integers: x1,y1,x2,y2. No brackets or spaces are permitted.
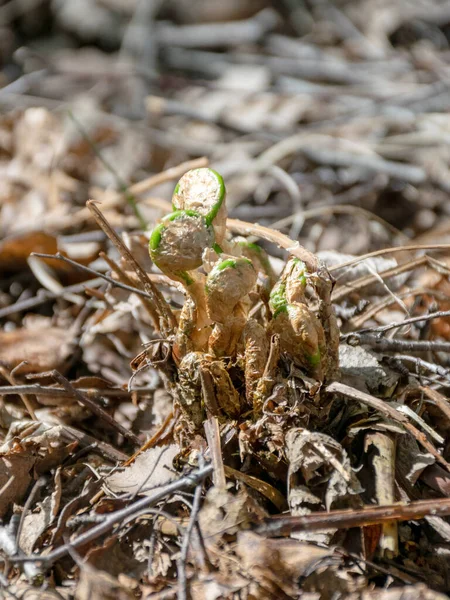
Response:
106,445,179,495
198,487,260,546
0,231,57,272
19,494,53,554
0,325,74,373
0,450,34,517
236,530,334,596
75,566,134,600
286,427,362,544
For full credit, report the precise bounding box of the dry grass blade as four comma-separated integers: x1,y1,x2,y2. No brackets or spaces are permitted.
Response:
87,200,177,335
329,244,450,273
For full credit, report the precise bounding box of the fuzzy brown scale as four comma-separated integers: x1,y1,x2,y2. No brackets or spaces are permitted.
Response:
140,168,339,450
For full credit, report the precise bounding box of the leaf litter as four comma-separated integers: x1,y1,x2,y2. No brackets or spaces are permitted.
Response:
2,1,450,598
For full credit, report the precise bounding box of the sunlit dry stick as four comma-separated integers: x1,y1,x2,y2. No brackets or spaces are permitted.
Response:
51,371,140,446
87,200,177,335
257,495,450,537
12,463,213,566
227,218,318,272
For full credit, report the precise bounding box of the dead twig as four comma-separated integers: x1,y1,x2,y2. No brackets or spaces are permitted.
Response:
0,384,130,398
31,253,155,300
345,334,450,354
257,496,450,537
177,456,205,600
329,244,450,273
87,201,177,335
50,371,141,446
354,308,450,336
12,464,213,566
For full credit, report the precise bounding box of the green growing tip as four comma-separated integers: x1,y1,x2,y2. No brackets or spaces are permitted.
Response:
204,169,226,226
307,349,321,367
237,241,262,253
216,258,238,271
165,209,200,222
269,282,287,314
149,223,164,251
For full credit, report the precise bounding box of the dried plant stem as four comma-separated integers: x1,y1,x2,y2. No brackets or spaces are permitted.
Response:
257,495,450,537
0,384,130,398
227,218,318,271
346,334,450,354
51,371,140,446
99,251,160,323
31,252,155,300
204,418,226,490
0,365,36,420
365,432,398,556
350,287,450,329
357,308,450,335
0,278,105,319
123,410,176,466
87,200,177,335
329,244,450,273
178,458,205,600
332,256,427,303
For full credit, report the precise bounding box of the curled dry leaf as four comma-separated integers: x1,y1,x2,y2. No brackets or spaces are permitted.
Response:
75,566,134,600
235,530,334,596
19,494,54,554
286,427,362,543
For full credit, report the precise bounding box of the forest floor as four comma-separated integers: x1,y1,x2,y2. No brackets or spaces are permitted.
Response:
2,1,450,598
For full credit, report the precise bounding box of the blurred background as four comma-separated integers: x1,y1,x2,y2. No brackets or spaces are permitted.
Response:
1,0,450,257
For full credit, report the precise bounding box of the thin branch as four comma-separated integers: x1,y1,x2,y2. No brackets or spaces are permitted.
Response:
0,278,104,319
87,201,177,334
51,371,141,446
355,308,450,335
256,495,450,537
332,256,426,303
12,464,213,566
31,253,155,300
345,334,450,353
177,459,205,600
0,384,131,398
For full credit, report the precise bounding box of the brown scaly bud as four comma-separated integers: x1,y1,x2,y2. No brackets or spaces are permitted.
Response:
205,256,257,323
